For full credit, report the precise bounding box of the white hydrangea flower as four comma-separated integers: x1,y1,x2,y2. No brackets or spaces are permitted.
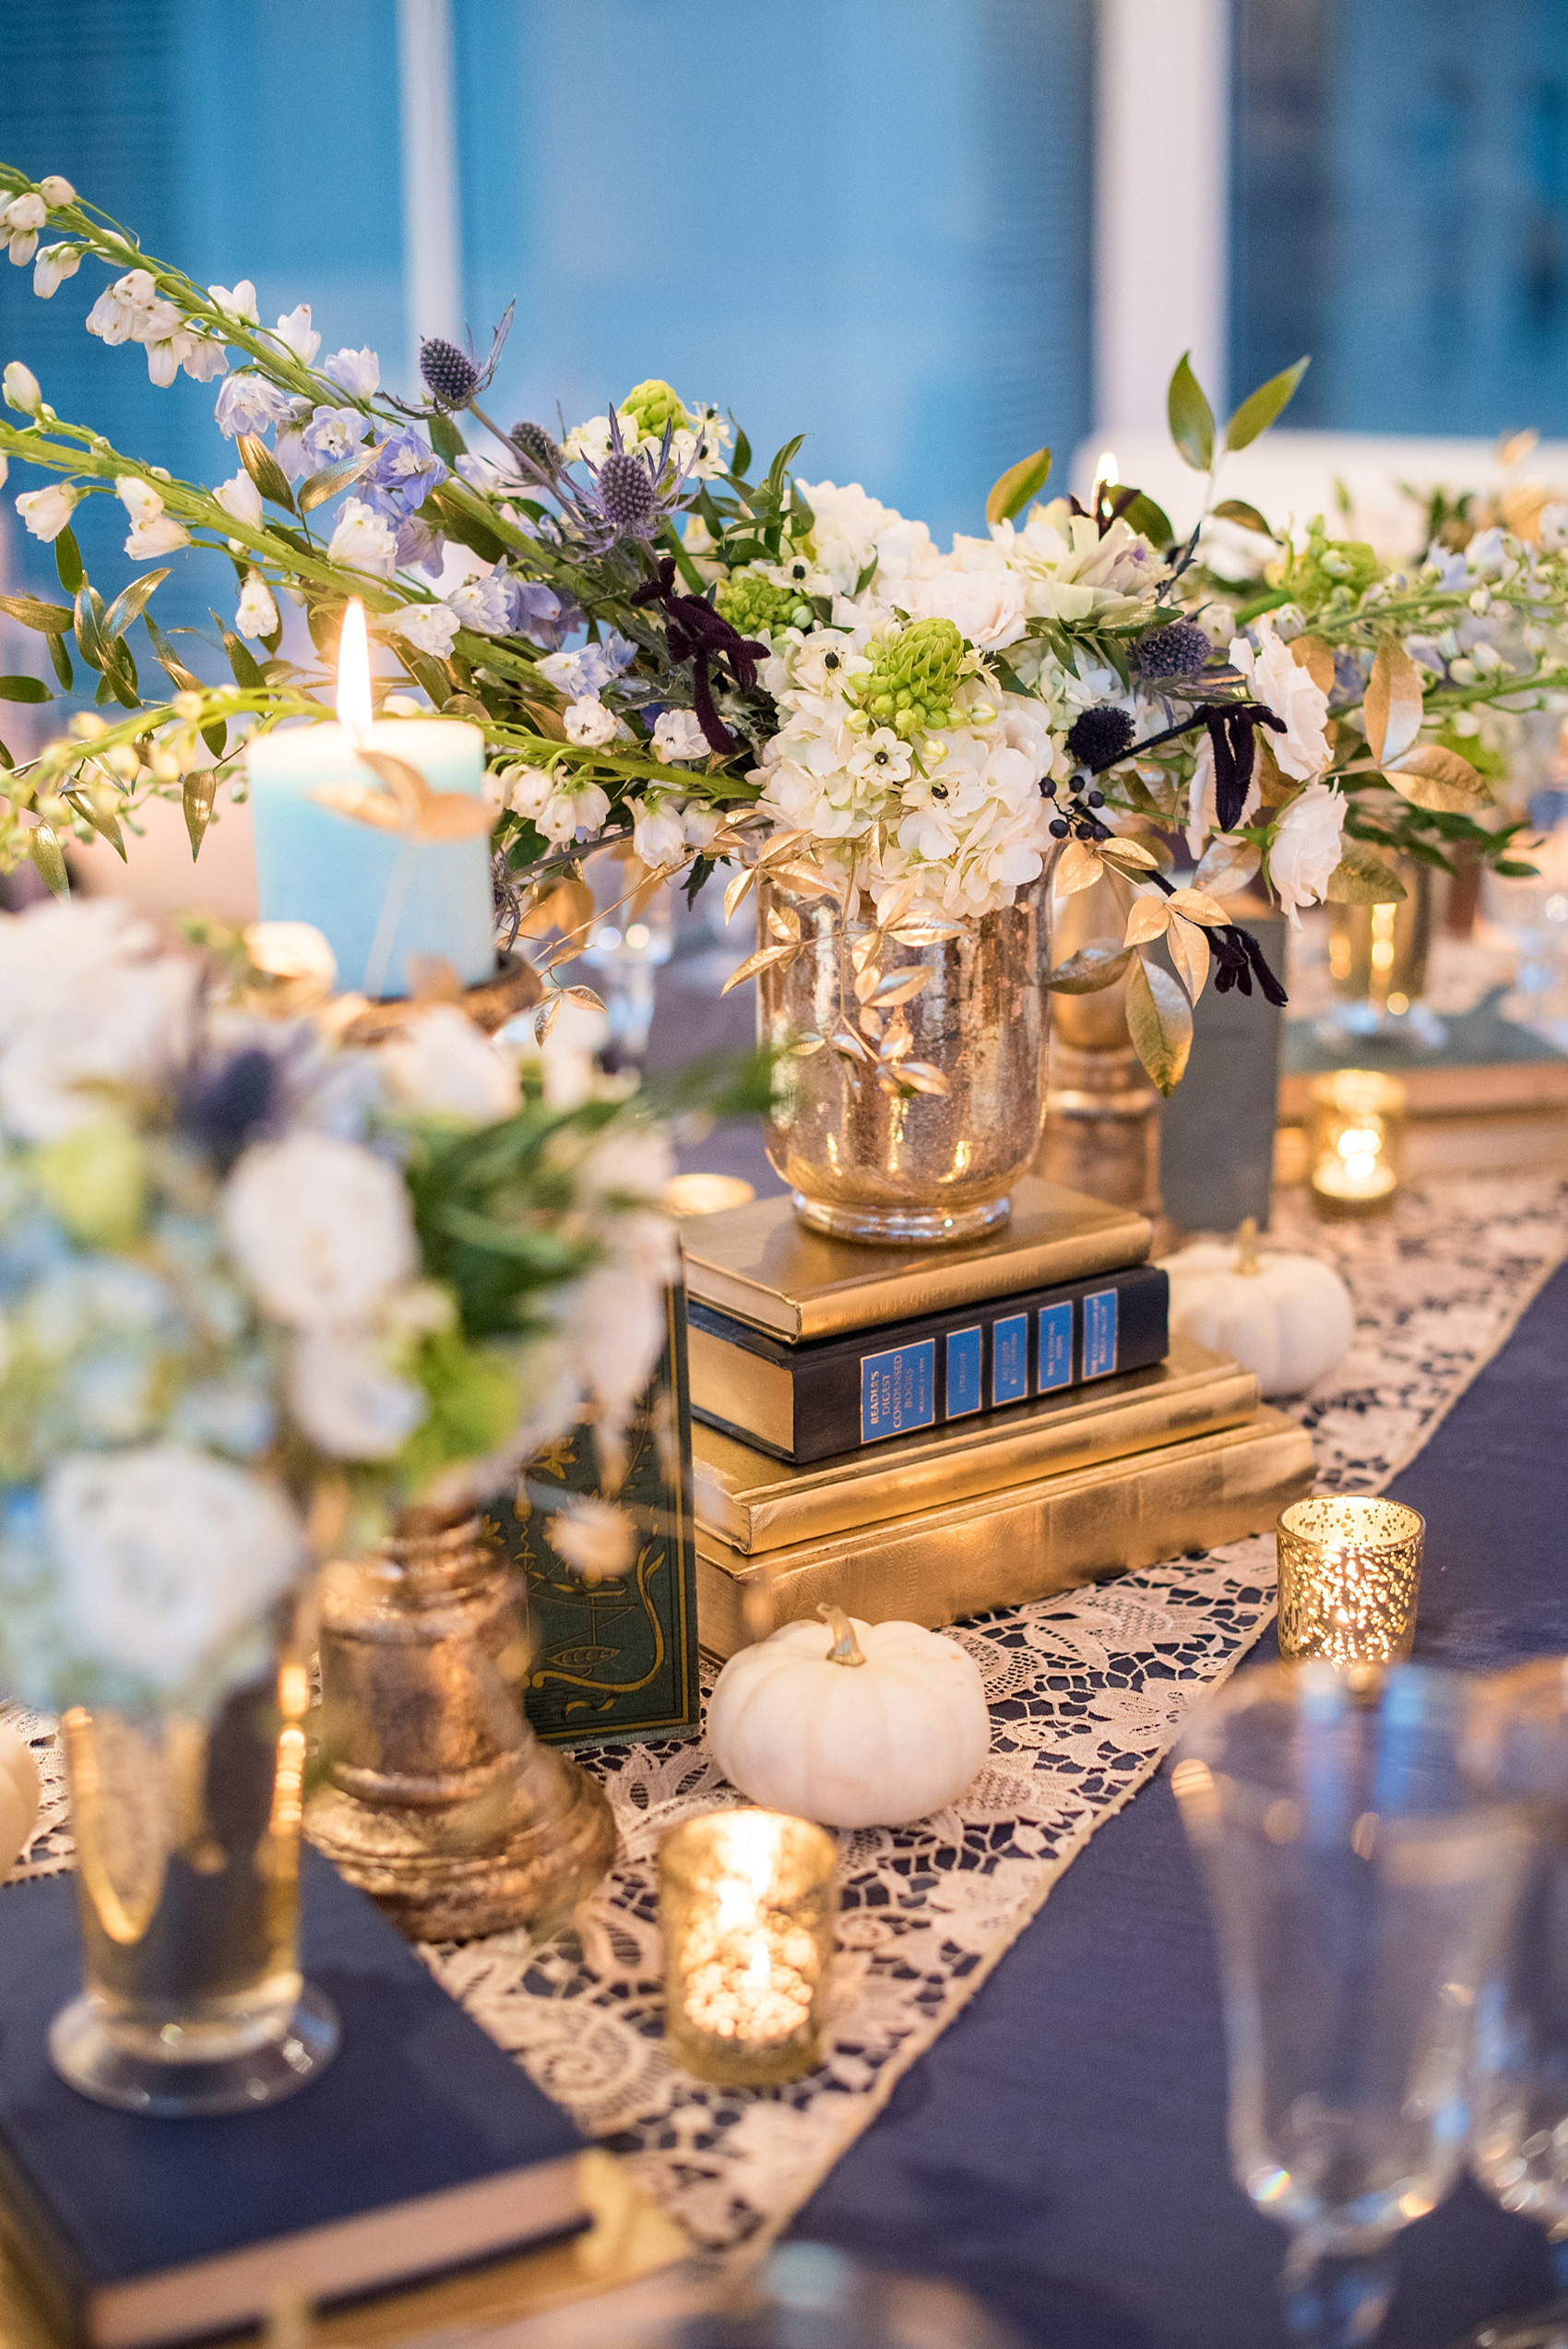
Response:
563,697,617,748
222,1130,418,1330
537,779,612,845
45,1444,303,1695
0,900,198,1141
377,1006,521,1125
327,495,398,578
235,570,278,639
904,547,1028,650
288,1331,427,1461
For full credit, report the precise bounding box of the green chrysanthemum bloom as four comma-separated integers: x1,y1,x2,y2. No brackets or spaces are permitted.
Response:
621,378,690,437
852,617,967,741
716,570,815,640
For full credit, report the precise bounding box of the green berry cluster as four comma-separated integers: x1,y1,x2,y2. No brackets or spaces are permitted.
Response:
1274,519,1384,615
852,617,966,740
621,378,690,436
717,570,814,639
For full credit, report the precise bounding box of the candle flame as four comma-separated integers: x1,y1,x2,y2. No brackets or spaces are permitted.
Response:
336,599,373,741
1096,449,1120,489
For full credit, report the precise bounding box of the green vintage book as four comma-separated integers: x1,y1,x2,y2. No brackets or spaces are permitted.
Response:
489,1284,701,1749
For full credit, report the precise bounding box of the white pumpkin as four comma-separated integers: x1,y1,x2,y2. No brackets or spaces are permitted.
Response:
707,1607,991,1830
1160,1219,1353,1399
0,1723,40,1880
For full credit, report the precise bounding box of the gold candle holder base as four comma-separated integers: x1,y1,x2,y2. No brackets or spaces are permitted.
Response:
306,1506,616,1943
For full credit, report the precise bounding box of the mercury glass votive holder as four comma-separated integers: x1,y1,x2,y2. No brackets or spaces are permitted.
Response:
1276,1495,1426,1666
1308,1068,1406,1220
659,1808,837,2087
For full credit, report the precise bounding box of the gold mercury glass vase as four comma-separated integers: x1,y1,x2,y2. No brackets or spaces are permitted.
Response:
49,1651,339,2116
756,870,1051,1244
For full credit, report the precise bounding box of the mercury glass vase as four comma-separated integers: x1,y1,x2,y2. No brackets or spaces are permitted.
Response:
756,872,1051,1244
50,1652,339,2117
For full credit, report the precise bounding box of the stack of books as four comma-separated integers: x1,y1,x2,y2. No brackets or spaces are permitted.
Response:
681,1179,1313,1658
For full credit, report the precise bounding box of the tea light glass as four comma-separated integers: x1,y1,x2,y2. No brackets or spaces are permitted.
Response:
659,1808,837,2087
662,1172,756,1218
1276,1495,1426,1666
1308,1068,1406,1220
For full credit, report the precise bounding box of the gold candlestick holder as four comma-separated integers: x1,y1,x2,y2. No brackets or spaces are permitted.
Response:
659,1809,837,2086
1276,1495,1426,1666
305,1505,615,1942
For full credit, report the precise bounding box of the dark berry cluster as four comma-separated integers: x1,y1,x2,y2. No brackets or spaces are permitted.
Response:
418,336,481,410
1041,777,1111,842
1137,620,1213,679
1063,705,1135,771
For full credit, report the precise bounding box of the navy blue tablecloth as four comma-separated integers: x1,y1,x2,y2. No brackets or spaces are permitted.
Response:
792,1258,1568,2348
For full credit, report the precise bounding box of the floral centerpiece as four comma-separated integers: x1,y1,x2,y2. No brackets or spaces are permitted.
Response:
0,170,1563,1218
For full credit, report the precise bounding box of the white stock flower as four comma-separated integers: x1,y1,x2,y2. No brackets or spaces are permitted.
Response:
15,483,77,541
0,900,198,1140
235,570,278,638
45,1444,303,1694
288,1331,427,1461
3,360,42,414
32,244,80,300
327,495,398,578
383,602,460,657
563,697,617,747
632,799,687,865
325,345,380,398
215,468,263,529
545,1495,635,1585
378,1006,522,1124
269,304,320,364
1268,781,1346,928
208,279,259,325
222,1130,418,1330
651,708,708,762
1229,617,1331,781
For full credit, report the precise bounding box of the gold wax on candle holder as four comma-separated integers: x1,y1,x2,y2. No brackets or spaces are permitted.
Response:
1276,1495,1426,1666
1308,1069,1406,1220
659,1808,837,2086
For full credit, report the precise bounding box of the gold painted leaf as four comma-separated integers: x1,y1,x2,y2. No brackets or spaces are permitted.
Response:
790,1032,826,1056
182,771,216,860
65,789,127,862
1289,633,1336,695
722,864,756,924
1384,742,1491,814
1193,836,1261,898
720,942,802,996
1254,739,1299,808
1167,912,1210,1006
852,960,883,1003
310,779,411,832
1324,843,1407,903
830,1024,874,1064
893,1060,951,1095
858,1005,884,1039
1165,885,1231,927
756,827,814,868
874,876,920,934
1123,895,1172,947
1123,954,1193,1095
1045,938,1134,994
1096,833,1158,869
888,918,965,946
868,967,933,1007
28,821,67,896
767,903,802,942
1363,638,1423,767
768,860,838,897
533,984,606,1043
1055,840,1106,897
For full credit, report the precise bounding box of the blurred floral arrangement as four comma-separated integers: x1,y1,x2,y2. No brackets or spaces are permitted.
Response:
0,170,1564,1089
0,894,680,1720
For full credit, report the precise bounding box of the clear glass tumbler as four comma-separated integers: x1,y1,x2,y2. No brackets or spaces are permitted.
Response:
1455,1657,1568,2348
1173,1663,1528,2347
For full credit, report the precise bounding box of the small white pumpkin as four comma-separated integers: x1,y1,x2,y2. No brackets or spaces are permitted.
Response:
1160,1218,1354,1399
707,1606,991,1830
0,1723,41,1880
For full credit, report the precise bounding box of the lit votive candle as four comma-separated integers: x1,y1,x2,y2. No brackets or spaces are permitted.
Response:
1277,1495,1426,1666
662,1173,756,1218
1309,1068,1406,1220
246,602,495,1000
659,1808,837,2086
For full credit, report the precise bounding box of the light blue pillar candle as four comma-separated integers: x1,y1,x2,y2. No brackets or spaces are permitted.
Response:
247,719,493,999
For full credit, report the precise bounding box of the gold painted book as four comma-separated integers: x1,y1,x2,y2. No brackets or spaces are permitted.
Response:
694,1408,1314,1659
491,1284,701,1749
693,1337,1260,1554
680,1177,1151,1341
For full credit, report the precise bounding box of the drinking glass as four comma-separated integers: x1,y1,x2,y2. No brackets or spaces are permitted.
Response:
1455,1657,1568,2348
579,843,673,1068
1173,1663,1528,2346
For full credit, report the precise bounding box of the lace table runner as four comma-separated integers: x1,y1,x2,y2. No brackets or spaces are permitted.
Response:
8,1173,1567,2260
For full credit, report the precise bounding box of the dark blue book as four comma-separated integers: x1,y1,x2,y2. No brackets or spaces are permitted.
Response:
0,1853,587,2347
687,1259,1170,1463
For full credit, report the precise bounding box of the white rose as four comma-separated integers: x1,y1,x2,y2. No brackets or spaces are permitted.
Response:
288,1330,428,1460
222,1131,418,1330
563,697,617,747
378,1005,521,1124
1268,781,1346,928
907,564,1027,650
45,1444,303,1694
651,708,709,763
1229,617,1331,782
